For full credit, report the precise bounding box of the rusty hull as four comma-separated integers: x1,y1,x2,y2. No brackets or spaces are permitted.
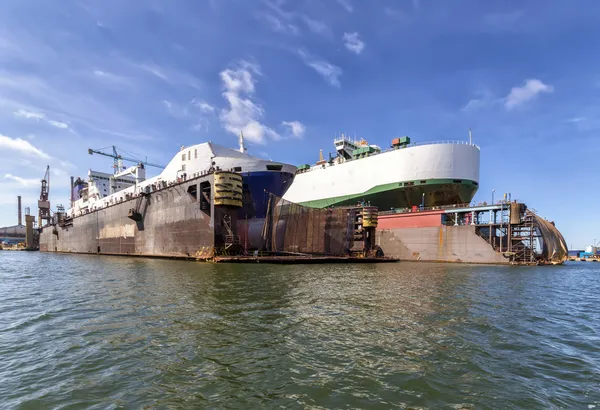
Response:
40,174,228,258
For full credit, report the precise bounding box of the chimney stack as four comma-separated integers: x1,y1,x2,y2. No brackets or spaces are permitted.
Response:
17,196,22,226
70,176,74,207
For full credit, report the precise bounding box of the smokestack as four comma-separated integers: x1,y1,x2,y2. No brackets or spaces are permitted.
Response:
17,196,22,226
70,176,74,207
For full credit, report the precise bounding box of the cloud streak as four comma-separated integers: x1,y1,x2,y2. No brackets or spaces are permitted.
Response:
92,69,132,86
298,50,343,87
336,0,353,13
129,61,202,90
0,134,51,159
262,1,330,37
4,173,40,187
14,109,70,130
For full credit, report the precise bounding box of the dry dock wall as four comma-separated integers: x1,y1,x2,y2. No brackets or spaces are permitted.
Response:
376,225,508,264
40,176,218,258
376,211,509,264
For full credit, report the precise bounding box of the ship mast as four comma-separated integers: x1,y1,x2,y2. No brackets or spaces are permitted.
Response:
239,131,247,154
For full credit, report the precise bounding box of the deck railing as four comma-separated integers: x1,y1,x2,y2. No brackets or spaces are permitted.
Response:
300,139,480,173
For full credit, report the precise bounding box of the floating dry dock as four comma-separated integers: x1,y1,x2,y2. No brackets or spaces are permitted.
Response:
39,172,567,265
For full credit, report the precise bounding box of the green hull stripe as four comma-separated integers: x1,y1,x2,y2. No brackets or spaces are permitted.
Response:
296,178,478,208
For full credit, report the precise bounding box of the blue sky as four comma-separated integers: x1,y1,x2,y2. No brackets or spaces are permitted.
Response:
0,0,599,248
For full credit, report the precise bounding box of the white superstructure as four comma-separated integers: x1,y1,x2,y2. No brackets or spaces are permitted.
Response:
68,142,297,218
283,139,480,206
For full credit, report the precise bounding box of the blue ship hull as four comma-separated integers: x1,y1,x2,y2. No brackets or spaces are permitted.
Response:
240,171,295,219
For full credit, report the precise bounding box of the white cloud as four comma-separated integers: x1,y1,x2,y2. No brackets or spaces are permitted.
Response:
164,99,215,116
462,81,553,112
461,89,498,112
192,100,215,114
336,0,353,12
219,61,280,144
162,100,189,118
343,32,365,55
191,119,210,133
0,134,51,159
220,62,259,94
14,109,45,120
462,98,490,112
4,174,40,187
134,63,170,82
308,61,342,87
282,121,306,138
262,14,300,35
504,79,553,110
262,1,329,37
13,109,70,129
162,99,216,132
48,120,69,129
566,115,600,133
299,50,343,87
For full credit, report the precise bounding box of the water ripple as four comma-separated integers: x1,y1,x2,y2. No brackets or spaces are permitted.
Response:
1,253,600,408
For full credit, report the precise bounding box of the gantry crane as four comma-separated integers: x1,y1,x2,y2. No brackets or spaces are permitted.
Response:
87,146,165,174
38,165,51,227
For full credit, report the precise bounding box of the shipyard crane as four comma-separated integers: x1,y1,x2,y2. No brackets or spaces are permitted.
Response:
38,165,51,227
88,146,165,174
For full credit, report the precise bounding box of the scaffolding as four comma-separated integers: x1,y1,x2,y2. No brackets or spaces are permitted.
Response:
451,202,568,265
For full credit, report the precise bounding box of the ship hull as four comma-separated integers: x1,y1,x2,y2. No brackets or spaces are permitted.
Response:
296,179,478,210
40,174,233,259
240,171,295,218
284,142,480,209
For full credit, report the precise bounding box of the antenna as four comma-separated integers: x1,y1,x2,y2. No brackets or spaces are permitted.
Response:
469,128,472,145
239,131,247,154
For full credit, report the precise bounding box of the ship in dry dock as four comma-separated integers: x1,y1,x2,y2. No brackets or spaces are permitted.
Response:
38,131,568,265
39,138,298,258
279,134,568,265
39,136,388,263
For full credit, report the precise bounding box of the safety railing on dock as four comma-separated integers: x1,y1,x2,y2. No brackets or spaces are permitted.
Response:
379,203,472,215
